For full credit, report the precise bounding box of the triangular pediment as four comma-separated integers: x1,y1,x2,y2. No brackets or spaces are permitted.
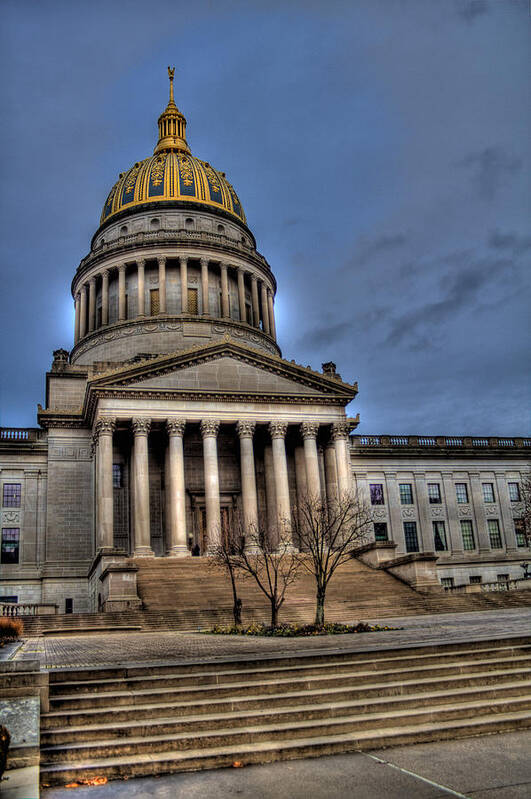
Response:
87,339,357,402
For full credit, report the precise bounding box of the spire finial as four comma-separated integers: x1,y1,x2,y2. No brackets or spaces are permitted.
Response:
168,66,175,104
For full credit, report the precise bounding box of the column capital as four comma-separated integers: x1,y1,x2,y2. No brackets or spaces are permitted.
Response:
137,258,146,268
75,291,81,300
89,276,96,286
166,418,186,437
132,417,151,436
331,422,350,441
157,255,166,266
200,257,208,266
251,273,258,283
94,418,116,438
101,269,110,279
236,420,256,439
300,421,319,440
118,262,126,273
220,262,228,272
200,419,220,438
269,421,288,440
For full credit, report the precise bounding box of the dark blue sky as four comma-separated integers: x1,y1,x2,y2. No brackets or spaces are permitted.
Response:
0,0,529,434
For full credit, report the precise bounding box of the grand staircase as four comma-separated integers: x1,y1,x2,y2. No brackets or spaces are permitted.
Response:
21,557,531,636
39,636,531,786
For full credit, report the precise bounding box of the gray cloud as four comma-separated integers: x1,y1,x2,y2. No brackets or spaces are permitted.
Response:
458,146,522,200
488,230,531,255
457,0,490,23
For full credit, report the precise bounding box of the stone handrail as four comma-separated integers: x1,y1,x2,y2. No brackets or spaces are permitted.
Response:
443,579,530,594
352,435,531,449
1,602,58,616
0,427,46,443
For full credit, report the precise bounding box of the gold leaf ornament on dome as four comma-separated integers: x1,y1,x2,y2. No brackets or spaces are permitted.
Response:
202,162,221,193
150,157,165,187
125,163,142,194
178,155,194,187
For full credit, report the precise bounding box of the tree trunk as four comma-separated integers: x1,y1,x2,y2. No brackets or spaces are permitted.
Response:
229,568,242,627
315,590,326,627
271,599,278,628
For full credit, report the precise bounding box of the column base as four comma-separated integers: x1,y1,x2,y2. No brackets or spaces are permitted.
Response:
166,546,191,558
133,546,155,558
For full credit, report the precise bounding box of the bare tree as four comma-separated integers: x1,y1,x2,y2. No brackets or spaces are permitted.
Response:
292,492,373,627
209,527,245,627
235,523,301,627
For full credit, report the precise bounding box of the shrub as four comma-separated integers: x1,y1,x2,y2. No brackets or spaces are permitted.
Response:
205,621,400,637
0,725,10,779
0,617,23,642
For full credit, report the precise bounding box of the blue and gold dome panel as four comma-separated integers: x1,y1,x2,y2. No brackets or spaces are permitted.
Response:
101,152,245,225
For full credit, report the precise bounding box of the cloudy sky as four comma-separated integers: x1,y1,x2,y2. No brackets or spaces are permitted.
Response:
0,0,529,434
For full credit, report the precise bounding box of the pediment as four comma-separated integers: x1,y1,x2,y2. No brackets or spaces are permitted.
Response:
88,340,357,402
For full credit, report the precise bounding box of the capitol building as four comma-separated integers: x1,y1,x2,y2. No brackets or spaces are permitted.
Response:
1,71,529,614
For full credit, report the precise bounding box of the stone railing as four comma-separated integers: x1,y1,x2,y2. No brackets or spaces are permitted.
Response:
0,427,46,443
1,602,58,616
352,435,531,450
78,228,270,273
443,579,530,594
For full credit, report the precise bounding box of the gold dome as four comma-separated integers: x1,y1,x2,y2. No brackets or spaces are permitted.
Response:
100,68,246,225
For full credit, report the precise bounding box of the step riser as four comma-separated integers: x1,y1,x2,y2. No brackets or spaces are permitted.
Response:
40,696,531,758
47,638,531,683
39,715,531,786
49,653,531,695
48,668,531,710
41,681,531,732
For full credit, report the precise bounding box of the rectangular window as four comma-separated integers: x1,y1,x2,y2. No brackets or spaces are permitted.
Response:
65,598,73,614
455,483,469,504
403,521,419,552
374,522,388,541
370,484,385,505
441,577,454,589
427,483,441,504
0,595,18,604
514,519,526,547
150,289,160,316
187,287,199,315
460,520,475,550
508,482,521,502
433,521,448,551
399,483,414,505
2,484,21,508
469,575,482,584
482,483,495,503
112,464,123,489
487,519,503,549
1,529,20,564
497,574,509,582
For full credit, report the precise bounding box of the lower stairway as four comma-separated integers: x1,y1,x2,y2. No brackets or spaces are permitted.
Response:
22,557,531,636
40,635,531,786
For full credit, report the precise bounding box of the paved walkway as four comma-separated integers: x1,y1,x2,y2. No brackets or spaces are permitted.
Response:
13,608,531,670
39,731,531,798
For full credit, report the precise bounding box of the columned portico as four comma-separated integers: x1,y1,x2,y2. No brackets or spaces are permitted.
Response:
200,419,221,551
132,417,154,557
166,419,189,557
95,418,116,549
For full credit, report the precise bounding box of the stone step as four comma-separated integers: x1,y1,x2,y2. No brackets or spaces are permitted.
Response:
39,710,531,786
49,649,531,696
47,664,531,712
41,685,531,744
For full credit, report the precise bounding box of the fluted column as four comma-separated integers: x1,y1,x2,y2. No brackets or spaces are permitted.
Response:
220,263,230,317
269,422,291,541
267,289,276,340
88,278,96,333
137,259,145,317
95,418,116,550
301,422,321,500
79,285,87,338
251,275,260,328
118,264,126,321
166,419,189,557
261,281,270,335
74,293,81,344
237,268,246,323
158,257,166,314
201,258,209,315
200,420,221,551
324,441,338,506
101,270,109,326
180,257,188,313
132,418,154,557
332,422,351,498
237,421,258,533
